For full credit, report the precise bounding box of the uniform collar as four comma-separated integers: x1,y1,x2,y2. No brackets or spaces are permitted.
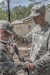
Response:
41,22,50,32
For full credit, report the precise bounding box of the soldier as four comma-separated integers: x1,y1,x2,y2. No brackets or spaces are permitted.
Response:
0,20,30,75
21,3,50,75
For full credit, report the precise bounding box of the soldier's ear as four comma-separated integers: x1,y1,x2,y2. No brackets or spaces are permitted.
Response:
1,29,5,33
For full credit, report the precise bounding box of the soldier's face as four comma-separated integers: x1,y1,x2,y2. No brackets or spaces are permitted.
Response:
0,29,11,41
33,13,45,25
33,15,42,24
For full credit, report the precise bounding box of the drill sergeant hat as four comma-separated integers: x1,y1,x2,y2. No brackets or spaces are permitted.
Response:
30,3,45,18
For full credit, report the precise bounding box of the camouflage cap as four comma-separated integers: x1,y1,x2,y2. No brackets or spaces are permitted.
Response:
30,4,45,18
0,20,14,34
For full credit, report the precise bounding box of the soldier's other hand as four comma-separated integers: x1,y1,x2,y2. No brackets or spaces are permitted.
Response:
10,42,17,47
24,61,34,70
13,42,17,46
29,62,34,70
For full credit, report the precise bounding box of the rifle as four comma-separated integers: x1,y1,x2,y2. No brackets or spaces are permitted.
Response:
9,39,32,75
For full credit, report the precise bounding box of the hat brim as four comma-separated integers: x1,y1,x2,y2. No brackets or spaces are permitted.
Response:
6,30,15,34
29,12,40,18
0,27,15,35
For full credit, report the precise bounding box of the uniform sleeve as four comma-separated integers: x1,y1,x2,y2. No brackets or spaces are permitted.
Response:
15,26,37,44
23,29,33,43
0,50,26,73
23,25,39,43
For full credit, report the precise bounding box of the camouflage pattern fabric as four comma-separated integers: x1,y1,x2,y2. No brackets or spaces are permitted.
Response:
23,22,50,75
0,42,26,75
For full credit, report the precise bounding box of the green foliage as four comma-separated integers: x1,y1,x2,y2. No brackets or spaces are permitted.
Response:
0,0,50,22
0,3,33,21
0,8,8,20
0,2,50,22
11,4,33,21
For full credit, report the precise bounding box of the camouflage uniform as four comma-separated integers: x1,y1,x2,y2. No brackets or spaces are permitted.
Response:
23,4,50,75
0,20,26,75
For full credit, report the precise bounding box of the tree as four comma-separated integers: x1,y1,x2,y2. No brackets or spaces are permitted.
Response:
0,8,8,20
0,1,5,9
11,4,33,21
7,0,11,22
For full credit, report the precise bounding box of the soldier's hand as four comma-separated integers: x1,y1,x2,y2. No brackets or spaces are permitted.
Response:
24,61,34,70
29,62,34,70
10,42,17,47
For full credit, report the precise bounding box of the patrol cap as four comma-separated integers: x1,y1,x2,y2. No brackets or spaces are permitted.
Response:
30,4,45,18
0,20,14,34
